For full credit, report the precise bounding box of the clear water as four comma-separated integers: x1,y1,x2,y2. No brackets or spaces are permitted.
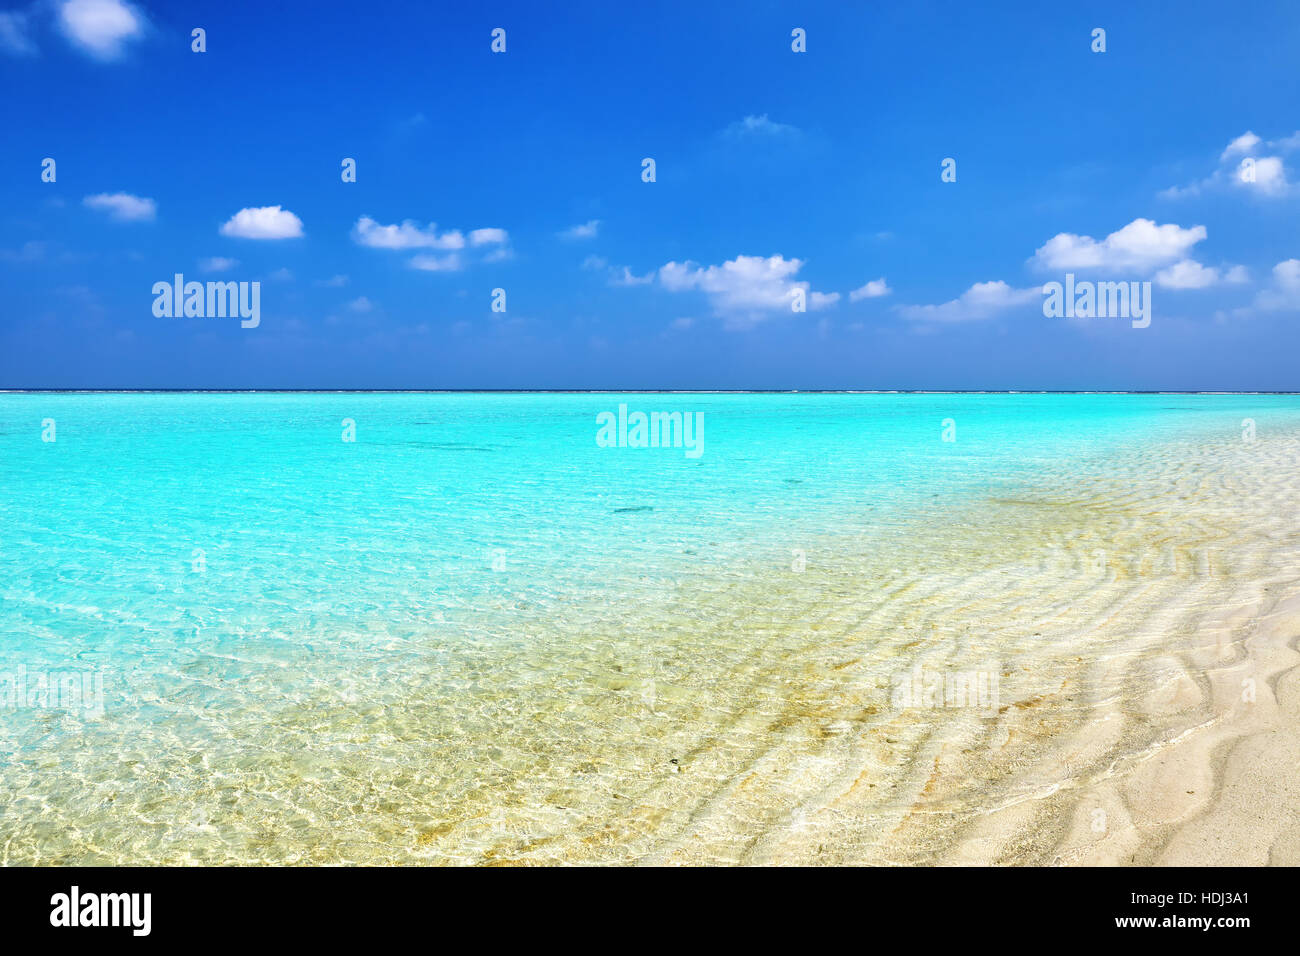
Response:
2,392,1299,862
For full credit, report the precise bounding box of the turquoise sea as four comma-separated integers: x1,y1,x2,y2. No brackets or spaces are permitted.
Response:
3,392,1300,863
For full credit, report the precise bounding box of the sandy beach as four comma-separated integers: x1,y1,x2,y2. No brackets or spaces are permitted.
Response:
629,429,1300,866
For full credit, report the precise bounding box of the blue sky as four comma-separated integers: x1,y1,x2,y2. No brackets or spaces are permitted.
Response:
2,0,1299,389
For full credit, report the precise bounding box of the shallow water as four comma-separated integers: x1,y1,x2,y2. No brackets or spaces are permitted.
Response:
2,393,1299,863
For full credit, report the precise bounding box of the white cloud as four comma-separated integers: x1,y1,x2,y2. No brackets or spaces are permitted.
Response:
1273,132,1300,152
580,257,651,286
220,205,304,240
409,253,463,272
580,258,651,285
352,216,462,250
722,114,800,139
316,274,348,287
897,280,1040,322
199,256,239,273
82,192,155,221
0,11,36,56
1154,259,1219,289
1220,131,1261,161
1273,258,1300,288
1243,155,1290,196
849,277,891,301
347,296,373,313
558,219,601,240
1031,218,1206,272
57,0,145,60
1163,131,1298,200
1253,258,1300,312
469,227,508,246
354,217,509,269
656,254,837,327
610,266,654,286
1153,259,1249,290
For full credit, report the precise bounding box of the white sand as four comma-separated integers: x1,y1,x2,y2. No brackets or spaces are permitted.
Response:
628,431,1300,866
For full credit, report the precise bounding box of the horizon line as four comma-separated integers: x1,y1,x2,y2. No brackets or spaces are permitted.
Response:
4,389,1300,396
